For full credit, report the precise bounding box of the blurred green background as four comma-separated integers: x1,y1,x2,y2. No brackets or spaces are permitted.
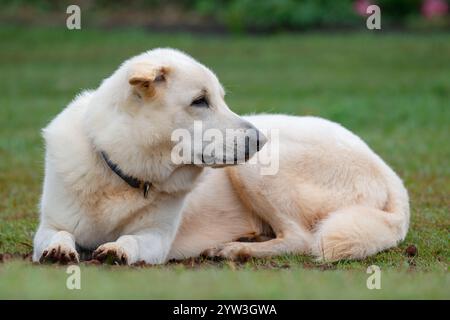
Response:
1,0,449,31
0,1,449,299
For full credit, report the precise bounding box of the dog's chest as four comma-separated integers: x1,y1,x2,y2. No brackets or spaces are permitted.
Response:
68,166,199,249
72,185,158,248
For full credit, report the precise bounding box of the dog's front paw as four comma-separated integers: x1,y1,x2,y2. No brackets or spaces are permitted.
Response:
40,243,79,265
93,242,128,265
202,242,251,262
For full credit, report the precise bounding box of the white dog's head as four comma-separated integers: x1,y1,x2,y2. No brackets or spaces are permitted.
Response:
87,48,265,170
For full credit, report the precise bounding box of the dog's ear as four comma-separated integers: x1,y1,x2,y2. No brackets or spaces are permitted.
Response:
128,63,169,98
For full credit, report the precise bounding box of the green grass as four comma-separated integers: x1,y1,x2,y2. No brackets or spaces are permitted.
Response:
0,26,449,299
0,261,448,299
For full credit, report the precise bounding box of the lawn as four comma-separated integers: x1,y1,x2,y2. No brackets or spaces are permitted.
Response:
0,27,449,299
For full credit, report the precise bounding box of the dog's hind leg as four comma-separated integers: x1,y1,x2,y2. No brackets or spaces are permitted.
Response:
33,225,79,264
201,167,314,260
202,216,312,260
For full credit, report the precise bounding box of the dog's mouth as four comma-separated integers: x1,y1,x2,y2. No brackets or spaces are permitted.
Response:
198,136,256,167
200,153,249,168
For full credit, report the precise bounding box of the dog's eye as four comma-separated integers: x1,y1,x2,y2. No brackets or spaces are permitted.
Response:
191,96,209,108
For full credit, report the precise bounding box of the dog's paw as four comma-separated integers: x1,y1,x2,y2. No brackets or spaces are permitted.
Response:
40,243,79,265
201,242,252,262
93,242,128,265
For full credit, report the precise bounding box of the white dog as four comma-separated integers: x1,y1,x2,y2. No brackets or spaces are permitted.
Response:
33,48,409,264
33,48,262,264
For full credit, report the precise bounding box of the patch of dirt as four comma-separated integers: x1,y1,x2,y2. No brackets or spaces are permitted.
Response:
84,259,102,266
302,261,337,271
0,252,32,263
167,257,228,269
1,251,338,271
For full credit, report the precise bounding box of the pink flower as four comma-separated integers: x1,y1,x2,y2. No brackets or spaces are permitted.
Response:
353,0,373,16
422,0,448,19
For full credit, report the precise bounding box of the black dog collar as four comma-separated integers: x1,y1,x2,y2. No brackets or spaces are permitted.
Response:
100,151,151,198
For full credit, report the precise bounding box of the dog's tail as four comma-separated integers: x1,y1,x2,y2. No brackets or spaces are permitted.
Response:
311,173,410,261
